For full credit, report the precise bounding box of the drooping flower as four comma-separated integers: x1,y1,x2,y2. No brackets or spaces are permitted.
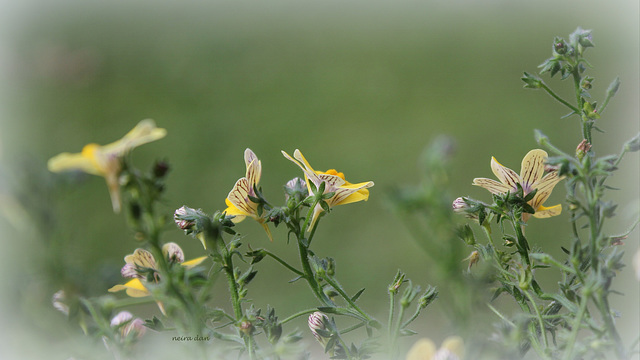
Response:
282,149,374,231
406,336,464,360
47,119,167,213
472,149,564,221
108,244,207,298
224,148,273,241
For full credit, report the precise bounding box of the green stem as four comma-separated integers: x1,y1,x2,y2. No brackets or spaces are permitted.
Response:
387,291,396,358
322,276,372,322
540,82,581,115
513,219,531,267
562,292,589,360
595,294,627,359
280,309,318,325
263,250,304,276
524,290,549,349
222,250,243,320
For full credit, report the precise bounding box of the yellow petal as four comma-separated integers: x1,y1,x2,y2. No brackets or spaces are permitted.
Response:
108,279,150,298
102,119,167,156
317,172,347,188
520,149,547,192
261,222,273,242
532,204,562,218
282,150,321,187
244,149,262,186
47,151,101,175
405,338,437,360
441,336,465,358
124,248,157,269
226,178,256,218
181,256,208,268
332,184,373,206
472,178,511,194
531,172,564,210
490,156,520,190
196,232,207,250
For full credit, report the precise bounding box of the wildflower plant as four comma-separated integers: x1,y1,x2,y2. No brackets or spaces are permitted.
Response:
48,124,437,360
450,28,639,359
44,27,638,360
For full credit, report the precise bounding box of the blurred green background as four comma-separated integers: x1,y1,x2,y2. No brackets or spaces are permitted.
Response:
0,0,638,358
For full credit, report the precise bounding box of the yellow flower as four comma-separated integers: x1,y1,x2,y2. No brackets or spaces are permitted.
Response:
472,149,564,221
406,336,464,360
224,148,273,241
47,119,167,213
282,149,374,231
108,244,207,298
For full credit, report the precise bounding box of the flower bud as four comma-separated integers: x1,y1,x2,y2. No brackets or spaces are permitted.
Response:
152,160,170,178
121,263,140,279
284,177,308,203
452,197,469,213
239,320,254,336
308,311,330,345
576,139,592,160
111,311,133,327
162,242,184,263
418,285,438,309
554,40,567,55
624,133,640,153
111,311,146,339
52,290,69,316
174,206,195,231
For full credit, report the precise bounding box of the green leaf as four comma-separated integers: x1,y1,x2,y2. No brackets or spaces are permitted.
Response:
351,288,366,302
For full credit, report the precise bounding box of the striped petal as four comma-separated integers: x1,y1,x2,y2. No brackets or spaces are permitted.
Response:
282,150,322,187
472,178,511,195
331,182,373,206
124,248,157,270
520,149,547,193
224,198,248,222
244,149,261,191
490,156,520,190
226,178,256,218
532,204,562,218
530,172,564,210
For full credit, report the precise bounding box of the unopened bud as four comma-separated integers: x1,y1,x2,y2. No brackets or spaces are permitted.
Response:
554,42,566,55
162,242,184,263
452,197,469,213
121,263,140,279
576,139,592,160
111,311,146,339
239,320,254,336
308,311,330,345
152,160,170,178
284,177,308,202
174,206,195,230
52,290,69,316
